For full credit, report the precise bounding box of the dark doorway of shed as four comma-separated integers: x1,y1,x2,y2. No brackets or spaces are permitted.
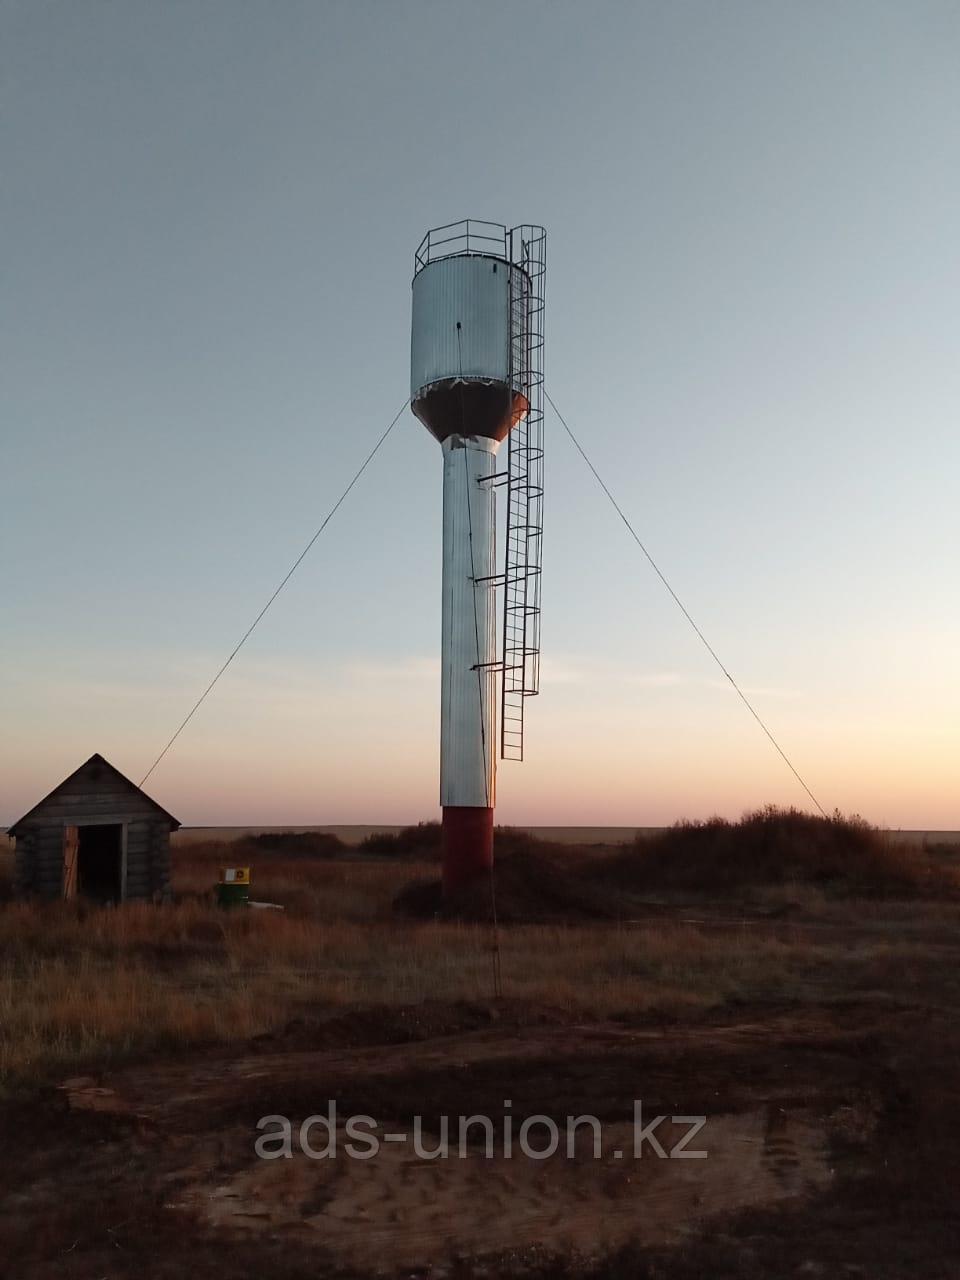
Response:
76,824,123,904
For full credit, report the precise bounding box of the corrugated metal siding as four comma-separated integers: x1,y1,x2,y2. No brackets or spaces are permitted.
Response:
411,255,517,398
439,434,498,808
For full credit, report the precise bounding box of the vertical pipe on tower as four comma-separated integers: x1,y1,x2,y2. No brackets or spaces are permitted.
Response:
439,434,498,894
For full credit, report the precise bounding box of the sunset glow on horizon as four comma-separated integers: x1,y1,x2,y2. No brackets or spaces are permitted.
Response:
4,4,958,833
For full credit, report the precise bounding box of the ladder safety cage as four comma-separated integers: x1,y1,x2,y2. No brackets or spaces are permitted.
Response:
501,225,546,762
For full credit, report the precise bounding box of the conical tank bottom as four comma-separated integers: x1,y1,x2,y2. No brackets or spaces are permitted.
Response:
413,378,529,444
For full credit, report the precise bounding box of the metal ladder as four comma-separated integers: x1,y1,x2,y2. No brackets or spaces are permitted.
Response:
501,228,546,761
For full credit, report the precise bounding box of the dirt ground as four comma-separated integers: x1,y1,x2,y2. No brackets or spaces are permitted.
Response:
3,818,960,1277
3,977,960,1279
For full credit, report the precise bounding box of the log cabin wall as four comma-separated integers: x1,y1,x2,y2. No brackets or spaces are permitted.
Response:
9,755,178,903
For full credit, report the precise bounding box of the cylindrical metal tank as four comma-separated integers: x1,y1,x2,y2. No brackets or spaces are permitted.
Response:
411,254,529,444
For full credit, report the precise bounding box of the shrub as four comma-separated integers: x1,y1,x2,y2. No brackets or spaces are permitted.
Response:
359,822,442,858
238,831,345,858
596,805,953,899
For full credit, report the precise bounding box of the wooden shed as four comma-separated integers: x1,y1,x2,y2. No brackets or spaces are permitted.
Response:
8,754,180,903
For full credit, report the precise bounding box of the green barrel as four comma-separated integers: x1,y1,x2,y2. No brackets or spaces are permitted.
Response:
217,881,250,908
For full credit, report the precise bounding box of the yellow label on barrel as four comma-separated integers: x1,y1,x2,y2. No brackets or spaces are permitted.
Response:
220,867,250,884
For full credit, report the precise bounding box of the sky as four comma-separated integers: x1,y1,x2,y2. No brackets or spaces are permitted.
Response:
3,0,959,829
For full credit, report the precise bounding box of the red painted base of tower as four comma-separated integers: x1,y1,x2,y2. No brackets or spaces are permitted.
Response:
441,806,494,898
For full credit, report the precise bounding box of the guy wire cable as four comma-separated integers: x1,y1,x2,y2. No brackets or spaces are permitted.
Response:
546,390,827,818
139,399,407,787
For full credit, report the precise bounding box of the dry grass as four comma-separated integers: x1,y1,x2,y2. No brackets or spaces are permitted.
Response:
173,837,433,920
1,818,958,1097
5,823,960,1280
0,896,947,1096
0,845,13,902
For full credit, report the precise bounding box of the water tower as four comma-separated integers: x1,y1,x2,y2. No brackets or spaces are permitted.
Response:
410,220,546,895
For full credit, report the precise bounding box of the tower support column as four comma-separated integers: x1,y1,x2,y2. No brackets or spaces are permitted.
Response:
439,433,498,895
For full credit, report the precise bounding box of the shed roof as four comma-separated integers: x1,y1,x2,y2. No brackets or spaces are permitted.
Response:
7,753,181,837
